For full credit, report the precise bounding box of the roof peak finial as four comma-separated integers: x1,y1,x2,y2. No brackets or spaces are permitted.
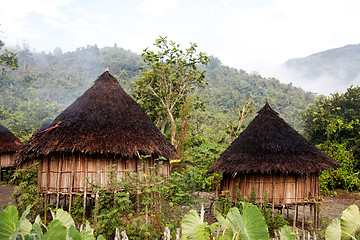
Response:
105,66,109,72
266,98,268,104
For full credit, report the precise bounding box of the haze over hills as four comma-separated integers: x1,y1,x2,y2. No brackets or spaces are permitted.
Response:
0,45,315,140
280,44,360,95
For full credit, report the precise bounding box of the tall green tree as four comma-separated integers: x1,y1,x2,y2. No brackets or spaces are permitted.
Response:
302,86,360,169
133,36,210,149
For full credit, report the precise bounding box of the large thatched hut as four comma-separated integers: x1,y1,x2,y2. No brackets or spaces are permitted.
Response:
207,101,340,206
0,123,23,178
18,71,178,198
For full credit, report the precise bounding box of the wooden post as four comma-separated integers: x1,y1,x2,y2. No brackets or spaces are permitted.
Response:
314,203,317,229
69,154,76,213
56,153,63,208
283,175,287,205
83,155,88,224
310,204,313,226
44,193,48,225
293,204,297,231
302,205,305,238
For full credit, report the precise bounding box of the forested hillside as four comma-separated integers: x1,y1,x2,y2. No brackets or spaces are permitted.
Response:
0,44,315,141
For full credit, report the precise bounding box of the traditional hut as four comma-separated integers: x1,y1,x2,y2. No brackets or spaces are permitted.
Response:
18,71,179,201
207,101,340,207
0,123,23,179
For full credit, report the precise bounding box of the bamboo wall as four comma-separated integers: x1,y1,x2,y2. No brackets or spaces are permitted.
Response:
0,153,16,168
38,152,170,194
221,173,319,205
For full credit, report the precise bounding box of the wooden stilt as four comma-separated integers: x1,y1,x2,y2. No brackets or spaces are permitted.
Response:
293,204,297,231
83,155,88,223
68,194,72,213
44,193,48,225
295,205,299,223
287,206,289,218
94,192,99,223
56,154,63,209
302,205,305,238
314,203,317,229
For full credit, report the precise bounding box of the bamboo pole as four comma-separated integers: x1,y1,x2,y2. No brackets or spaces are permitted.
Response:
283,175,287,205
83,154,88,224
293,204,297,231
302,205,305,234
56,153,63,208
69,154,76,213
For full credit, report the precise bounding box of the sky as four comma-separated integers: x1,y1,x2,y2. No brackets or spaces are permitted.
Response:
1,0,360,94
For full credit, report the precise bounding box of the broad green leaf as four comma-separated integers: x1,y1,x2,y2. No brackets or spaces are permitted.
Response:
240,203,269,240
215,210,233,237
279,225,297,240
340,204,360,240
43,219,67,240
181,209,204,239
226,207,244,238
325,218,342,240
0,205,20,240
30,222,44,240
67,225,82,240
80,221,95,240
19,218,32,236
51,209,75,229
96,235,105,240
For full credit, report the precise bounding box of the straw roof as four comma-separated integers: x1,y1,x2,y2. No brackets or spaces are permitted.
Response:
0,123,23,153
19,71,179,163
208,101,340,175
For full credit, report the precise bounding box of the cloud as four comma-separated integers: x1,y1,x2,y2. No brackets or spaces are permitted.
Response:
136,0,178,17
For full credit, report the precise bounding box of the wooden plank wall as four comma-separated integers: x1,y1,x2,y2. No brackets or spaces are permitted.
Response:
222,173,319,205
0,153,16,168
38,152,170,194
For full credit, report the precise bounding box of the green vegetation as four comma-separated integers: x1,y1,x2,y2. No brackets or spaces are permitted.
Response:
325,204,360,240
303,86,360,193
0,40,315,142
0,204,104,240
134,36,210,150
181,203,296,240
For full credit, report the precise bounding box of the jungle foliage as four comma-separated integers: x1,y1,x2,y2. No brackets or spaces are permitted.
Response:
303,86,360,192
0,41,315,142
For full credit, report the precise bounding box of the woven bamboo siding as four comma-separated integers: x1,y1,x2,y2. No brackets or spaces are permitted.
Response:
222,173,319,205
38,152,170,194
0,153,16,168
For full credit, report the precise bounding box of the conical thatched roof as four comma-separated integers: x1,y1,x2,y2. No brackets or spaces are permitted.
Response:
0,123,23,153
19,71,179,163
208,101,340,175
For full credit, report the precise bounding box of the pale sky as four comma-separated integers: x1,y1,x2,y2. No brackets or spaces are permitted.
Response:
1,0,360,93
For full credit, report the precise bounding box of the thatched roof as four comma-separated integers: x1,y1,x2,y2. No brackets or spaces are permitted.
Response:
19,71,179,163
0,123,23,153
207,101,340,175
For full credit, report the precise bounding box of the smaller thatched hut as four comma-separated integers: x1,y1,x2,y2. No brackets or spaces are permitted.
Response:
0,123,23,177
207,101,340,206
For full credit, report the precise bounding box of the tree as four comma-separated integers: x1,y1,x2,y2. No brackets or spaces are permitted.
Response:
134,36,210,149
0,40,18,70
225,99,254,143
0,39,18,90
302,86,360,170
